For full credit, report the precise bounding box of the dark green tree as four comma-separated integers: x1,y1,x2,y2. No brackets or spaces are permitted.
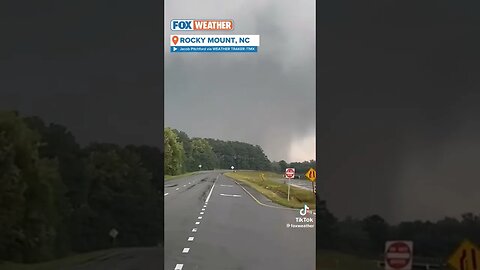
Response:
362,214,389,252
190,138,217,170
0,111,65,262
278,160,288,172
164,128,185,175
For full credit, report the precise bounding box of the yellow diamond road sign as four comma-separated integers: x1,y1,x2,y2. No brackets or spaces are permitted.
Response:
447,239,480,270
305,168,316,182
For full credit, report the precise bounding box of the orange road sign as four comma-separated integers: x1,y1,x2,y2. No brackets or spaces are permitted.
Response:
448,239,480,270
305,168,316,182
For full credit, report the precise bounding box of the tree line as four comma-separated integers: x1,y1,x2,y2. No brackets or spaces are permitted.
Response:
0,111,163,263
316,200,480,260
0,115,314,263
164,127,315,176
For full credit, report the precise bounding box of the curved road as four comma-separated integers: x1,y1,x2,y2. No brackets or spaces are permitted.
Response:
164,171,315,270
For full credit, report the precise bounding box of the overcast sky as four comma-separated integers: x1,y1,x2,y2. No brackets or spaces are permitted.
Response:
2,0,480,223
164,0,315,162
317,0,480,223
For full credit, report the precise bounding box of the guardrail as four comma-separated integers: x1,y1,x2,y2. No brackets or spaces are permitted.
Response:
376,261,447,269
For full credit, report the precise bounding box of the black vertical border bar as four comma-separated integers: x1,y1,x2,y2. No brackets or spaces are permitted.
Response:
159,0,166,261
315,0,320,267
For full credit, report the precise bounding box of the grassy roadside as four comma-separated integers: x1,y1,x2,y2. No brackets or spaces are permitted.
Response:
316,250,378,270
224,171,315,209
0,249,119,270
164,171,196,181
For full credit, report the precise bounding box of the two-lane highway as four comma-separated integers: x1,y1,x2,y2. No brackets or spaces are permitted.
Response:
165,171,315,270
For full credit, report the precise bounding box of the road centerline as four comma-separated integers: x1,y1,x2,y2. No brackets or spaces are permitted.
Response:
205,179,217,203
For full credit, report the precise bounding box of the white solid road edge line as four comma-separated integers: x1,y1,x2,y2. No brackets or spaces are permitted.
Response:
174,264,183,270
232,179,300,211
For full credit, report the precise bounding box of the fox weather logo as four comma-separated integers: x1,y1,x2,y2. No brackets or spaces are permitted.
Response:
170,19,233,31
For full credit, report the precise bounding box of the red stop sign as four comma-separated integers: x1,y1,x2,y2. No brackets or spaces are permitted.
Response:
385,241,413,270
285,168,295,179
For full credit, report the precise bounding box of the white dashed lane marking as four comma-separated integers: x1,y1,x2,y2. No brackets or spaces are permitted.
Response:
164,193,169,196
173,175,221,270
220,193,242,197
176,188,179,190
220,184,234,187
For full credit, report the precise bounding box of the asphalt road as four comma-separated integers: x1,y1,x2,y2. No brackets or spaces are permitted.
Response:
165,171,315,270
66,247,164,270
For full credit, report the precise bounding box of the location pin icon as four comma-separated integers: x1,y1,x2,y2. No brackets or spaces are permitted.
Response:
172,36,179,45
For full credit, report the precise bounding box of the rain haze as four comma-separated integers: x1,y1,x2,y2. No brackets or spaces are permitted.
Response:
318,0,480,224
164,0,316,163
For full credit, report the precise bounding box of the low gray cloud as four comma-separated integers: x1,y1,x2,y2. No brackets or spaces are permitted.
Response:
164,0,315,162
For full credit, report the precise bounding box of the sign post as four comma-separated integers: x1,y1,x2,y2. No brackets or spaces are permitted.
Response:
285,168,295,201
447,239,480,270
384,241,413,270
109,228,119,247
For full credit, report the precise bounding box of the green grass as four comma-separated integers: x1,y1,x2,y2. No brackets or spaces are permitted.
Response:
0,249,120,270
316,250,378,270
164,171,196,181
224,171,315,209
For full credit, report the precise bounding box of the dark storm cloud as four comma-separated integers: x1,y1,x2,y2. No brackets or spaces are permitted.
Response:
0,1,163,148
318,1,480,223
164,0,316,162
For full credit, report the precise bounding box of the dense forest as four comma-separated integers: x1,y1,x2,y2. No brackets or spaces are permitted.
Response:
164,127,316,175
5,111,475,263
316,200,480,260
0,111,163,263
0,113,313,263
